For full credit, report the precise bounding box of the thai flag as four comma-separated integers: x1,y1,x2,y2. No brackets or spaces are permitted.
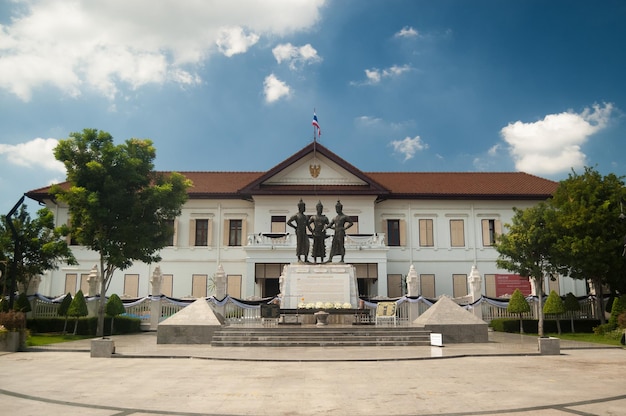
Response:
312,112,321,137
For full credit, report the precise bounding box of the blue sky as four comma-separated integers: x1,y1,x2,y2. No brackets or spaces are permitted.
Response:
1,0,625,213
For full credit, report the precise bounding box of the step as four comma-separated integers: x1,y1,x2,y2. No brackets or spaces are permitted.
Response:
211,326,431,347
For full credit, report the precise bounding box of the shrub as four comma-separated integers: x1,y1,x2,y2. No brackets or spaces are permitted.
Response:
0,310,26,331
491,318,601,334
618,312,626,329
507,288,530,334
27,316,141,335
15,292,32,313
608,295,626,330
57,293,72,334
106,294,126,335
68,290,88,335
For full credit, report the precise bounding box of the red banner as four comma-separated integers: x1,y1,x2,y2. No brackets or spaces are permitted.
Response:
495,274,531,297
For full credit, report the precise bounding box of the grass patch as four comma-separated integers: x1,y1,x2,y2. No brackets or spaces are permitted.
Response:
27,333,93,347
545,332,623,347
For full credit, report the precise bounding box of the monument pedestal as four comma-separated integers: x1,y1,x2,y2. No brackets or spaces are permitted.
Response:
280,263,359,310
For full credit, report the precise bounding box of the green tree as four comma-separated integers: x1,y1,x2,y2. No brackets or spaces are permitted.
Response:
51,129,191,337
105,294,126,336
496,202,557,336
57,293,72,335
68,290,88,335
14,292,31,313
563,292,581,333
0,205,76,296
507,288,530,334
543,290,566,334
549,167,626,323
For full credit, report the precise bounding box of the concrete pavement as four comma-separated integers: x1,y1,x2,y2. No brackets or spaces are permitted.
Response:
0,331,624,415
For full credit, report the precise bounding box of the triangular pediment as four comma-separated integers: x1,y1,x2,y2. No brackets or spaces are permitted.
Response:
239,142,389,196
264,152,366,186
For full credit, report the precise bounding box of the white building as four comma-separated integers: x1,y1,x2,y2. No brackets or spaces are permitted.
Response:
26,142,588,300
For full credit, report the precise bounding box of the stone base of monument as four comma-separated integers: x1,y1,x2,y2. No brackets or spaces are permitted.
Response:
157,298,224,344
280,263,359,310
413,296,488,343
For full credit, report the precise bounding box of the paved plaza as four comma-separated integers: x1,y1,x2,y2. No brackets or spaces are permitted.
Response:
0,331,624,416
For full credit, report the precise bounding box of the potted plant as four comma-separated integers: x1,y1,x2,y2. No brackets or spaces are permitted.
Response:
0,310,27,352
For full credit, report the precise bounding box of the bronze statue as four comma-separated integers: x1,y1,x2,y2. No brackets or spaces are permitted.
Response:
287,199,310,263
308,201,329,263
327,200,353,263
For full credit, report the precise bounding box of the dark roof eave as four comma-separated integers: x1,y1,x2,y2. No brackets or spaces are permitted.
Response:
379,193,554,201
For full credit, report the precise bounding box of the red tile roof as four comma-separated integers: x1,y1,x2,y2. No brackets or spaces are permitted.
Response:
26,170,556,202
24,143,557,202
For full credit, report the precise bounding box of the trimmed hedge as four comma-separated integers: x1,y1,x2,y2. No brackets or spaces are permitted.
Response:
490,318,601,334
27,316,142,336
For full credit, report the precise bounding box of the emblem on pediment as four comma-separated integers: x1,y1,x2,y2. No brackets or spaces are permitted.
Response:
309,163,321,178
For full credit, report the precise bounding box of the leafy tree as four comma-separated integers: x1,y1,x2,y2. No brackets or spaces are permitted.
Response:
14,292,31,313
0,205,76,296
106,294,126,335
68,290,88,335
563,292,581,333
496,202,557,336
507,288,530,334
543,290,566,334
549,167,626,323
51,129,190,337
57,293,72,335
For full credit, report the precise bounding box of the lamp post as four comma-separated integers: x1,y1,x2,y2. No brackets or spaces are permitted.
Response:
6,196,25,309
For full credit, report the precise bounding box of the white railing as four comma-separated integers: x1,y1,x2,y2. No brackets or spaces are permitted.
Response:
160,300,185,321
246,232,387,249
123,299,151,323
345,234,386,249
33,299,59,318
223,301,261,326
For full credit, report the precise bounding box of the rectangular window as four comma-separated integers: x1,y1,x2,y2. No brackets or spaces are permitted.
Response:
65,273,78,296
227,275,242,298
229,219,243,246
419,219,434,247
192,274,207,298
161,274,173,297
387,219,400,246
484,274,496,298
195,219,209,246
481,219,501,246
79,273,90,295
420,274,435,298
450,219,465,247
124,274,139,298
165,219,176,246
348,216,359,234
271,216,286,233
453,274,468,298
387,274,403,298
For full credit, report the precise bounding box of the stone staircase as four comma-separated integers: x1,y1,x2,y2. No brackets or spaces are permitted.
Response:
211,326,431,347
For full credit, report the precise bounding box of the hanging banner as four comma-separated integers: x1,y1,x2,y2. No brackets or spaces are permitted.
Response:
495,274,531,297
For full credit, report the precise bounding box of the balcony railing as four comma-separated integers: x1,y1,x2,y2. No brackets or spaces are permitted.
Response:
246,232,386,249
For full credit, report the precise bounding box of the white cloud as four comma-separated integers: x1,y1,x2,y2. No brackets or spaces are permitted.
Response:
263,74,290,103
272,43,321,70
355,115,383,127
216,26,260,57
353,64,412,86
500,103,613,175
390,136,429,161
0,0,326,101
394,26,419,38
0,138,65,173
